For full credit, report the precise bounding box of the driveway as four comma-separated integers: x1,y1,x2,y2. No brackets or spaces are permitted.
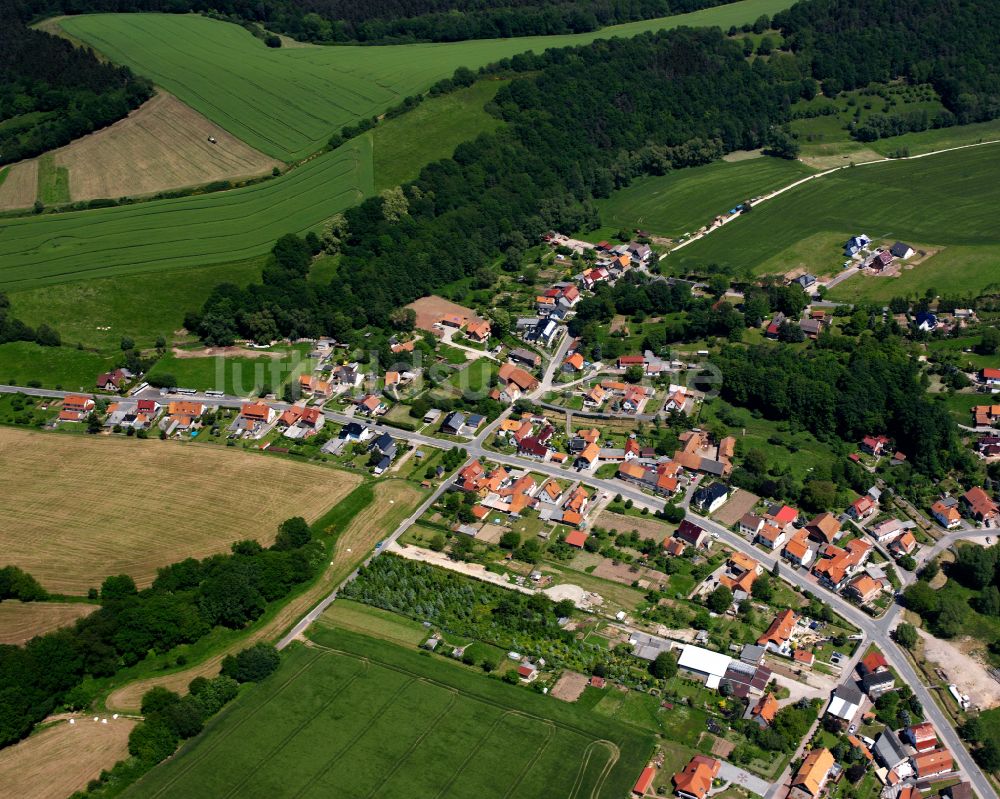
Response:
717,762,771,797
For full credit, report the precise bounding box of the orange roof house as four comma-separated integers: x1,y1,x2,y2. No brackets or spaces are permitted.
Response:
578,442,600,465
907,723,938,752
619,461,647,481
758,609,798,648
673,756,720,799
580,428,600,444
792,748,835,797
806,512,841,544
564,486,589,513
384,371,400,387
750,693,779,726
565,529,588,547
241,402,272,422
466,320,491,342
633,766,656,796
913,748,953,778
848,574,883,604
782,529,812,566
62,395,95,414
793,649,814,666
564,352,584,371
963,486,999,521
498,363,539,391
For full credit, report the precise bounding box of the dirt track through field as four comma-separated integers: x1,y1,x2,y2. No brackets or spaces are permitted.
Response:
49,91,281,201
103,480,423,712
0,716,135,799
0,161,38,210
0,427,361,593
0,601,97,645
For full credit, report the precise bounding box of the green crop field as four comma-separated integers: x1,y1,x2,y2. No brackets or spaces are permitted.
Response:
669,144,1000,284
589,156,815,240
372,80,507,191
0,341,117,390
60,0,793,162
0,136,372,290
146,347,309,395
124,627,654,799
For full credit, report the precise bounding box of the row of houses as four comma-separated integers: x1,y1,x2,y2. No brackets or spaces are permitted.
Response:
933,487,998,527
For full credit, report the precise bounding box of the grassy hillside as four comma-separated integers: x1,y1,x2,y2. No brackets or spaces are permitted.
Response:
588,156,815,240
669,144,1000,284
372,80,507,191
59,0,794,162
0,136,372,290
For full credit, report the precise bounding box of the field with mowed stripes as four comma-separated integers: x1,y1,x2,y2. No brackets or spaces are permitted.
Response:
123,627,654,799
0,136,371,290
60,0,794,162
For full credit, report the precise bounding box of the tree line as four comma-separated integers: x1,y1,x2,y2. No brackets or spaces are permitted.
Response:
0,12,152,166
0,292,61,348
0,517,321,750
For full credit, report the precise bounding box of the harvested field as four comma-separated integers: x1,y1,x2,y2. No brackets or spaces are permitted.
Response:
551,670,590,702
0,601,97,645
104,479,422,711
405,295,482,335
0,427,361,594
595,510,674,541
592,559,668,590
0,161,38,211
0,716,135,799
712,488,760,527
51,92,281,202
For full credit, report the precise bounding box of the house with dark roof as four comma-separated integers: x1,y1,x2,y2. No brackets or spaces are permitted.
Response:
890,242,914,259
441,411,466,435
860,670,895,698
691,483,728,513
674,520,708,548
873,729,911,776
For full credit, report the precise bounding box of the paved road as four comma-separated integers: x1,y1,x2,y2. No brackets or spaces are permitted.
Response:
4,382,994,798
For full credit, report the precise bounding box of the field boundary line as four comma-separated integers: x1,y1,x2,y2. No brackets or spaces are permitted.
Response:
365,686,460,799
588,741,621,799
290,675,416,799
219,658,370,799
500,719,556,799
145,648,327,799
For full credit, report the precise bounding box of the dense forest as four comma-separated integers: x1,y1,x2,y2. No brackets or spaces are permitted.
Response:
0,517,321,749
0,13,151,165
715,336,964,477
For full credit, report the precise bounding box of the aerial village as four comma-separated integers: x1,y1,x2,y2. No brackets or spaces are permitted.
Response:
15,226,994,799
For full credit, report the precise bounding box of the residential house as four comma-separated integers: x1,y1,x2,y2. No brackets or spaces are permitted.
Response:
580,266,610,290
674,520,708,549
368,432,397,460
441,411,466,435
765,312,786,339
749,693,780,728
799,318,824,338
96,368,131,392
963,486,999,523
915,311,938,332
795,274,817,291
423,408,442,424
812,539,871,590
738,514,766,538
517,662,539,682
890,242,915,259
162,400,206,432
791,749,835,799
983,368,1000,388
673,430,734,478
672,756,721,799
861,435,891,457
575,442,601,470
465,320,491,343
869,518,909,543
565,530,589,548
757,523,786,550
913,749,953,779
283,407,324,439
868,249,894,271
766,504,799,529
889,532,917,556
563,352,585,372
518,425,554,460
356,394,387,417
627,241,652,264
618,355,645,371
873,729,911,777
794,649,815,668
848,495,877,521
584,385,607,408
860,670,895,698
339,422,372,442
525,317,560,347
931,498,962,529
847,574,884,604
905,723,938,753
782,529,813,566
663,388,689,414
617,460,680,498
332,363,362,388
860,651,887,674
845,234,871,257
827,683,863,722
720,552,761,595
692,483,728,514
758,609,798,650
972,404,1000,427
59,394,95,422
805,512,841,545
